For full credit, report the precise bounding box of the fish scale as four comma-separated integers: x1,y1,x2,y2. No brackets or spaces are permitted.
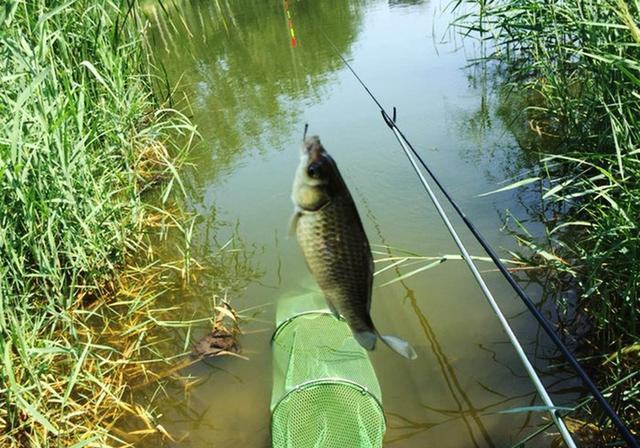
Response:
296,195,374,335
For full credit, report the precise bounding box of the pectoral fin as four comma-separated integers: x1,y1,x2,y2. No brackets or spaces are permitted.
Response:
325,299,341,320
288,209,301,237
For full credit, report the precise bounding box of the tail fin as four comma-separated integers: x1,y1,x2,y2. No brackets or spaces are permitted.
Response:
378,333,417,360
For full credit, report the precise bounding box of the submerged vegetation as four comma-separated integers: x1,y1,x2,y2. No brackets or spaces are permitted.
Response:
0,0,234,445
456,0,640,442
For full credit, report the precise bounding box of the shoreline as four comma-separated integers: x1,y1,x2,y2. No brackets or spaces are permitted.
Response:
0,1,199,445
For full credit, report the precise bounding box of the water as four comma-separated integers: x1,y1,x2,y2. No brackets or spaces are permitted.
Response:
142,0,578,446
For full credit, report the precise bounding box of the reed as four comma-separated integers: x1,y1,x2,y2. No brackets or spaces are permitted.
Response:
0,0,206,445
454,0,639,442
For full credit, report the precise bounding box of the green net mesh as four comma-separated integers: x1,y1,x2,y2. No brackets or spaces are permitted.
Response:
271,293,385,448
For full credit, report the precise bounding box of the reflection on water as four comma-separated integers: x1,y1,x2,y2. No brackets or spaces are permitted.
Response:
146,0,365,186
363,198,496,447
388,0,427,8
141,0,579,447
363,199,550,447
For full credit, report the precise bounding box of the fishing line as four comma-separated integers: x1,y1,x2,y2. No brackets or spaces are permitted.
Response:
321,33,639,448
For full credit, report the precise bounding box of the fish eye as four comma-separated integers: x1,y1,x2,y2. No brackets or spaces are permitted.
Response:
307,162,322,178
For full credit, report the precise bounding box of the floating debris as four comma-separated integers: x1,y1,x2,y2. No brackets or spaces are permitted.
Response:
192,302,241,358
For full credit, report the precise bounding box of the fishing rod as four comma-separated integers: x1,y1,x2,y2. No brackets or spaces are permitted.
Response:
387,104,576,448
321,36,639,447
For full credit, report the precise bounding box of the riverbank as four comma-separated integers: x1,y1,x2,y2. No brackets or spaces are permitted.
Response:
456,0,639,443
0,0,198,445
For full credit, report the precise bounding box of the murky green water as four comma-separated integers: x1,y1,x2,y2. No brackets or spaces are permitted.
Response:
142,1,578,446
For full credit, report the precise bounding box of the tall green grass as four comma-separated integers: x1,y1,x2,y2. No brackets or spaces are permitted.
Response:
0,0,201,445
455,0,639,442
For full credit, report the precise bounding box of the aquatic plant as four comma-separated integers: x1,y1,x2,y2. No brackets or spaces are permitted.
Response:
0,0,216,445
454,0,640,443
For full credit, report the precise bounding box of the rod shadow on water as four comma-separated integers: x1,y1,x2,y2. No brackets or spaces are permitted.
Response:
355,187,497,447
361,193,566,446
400,288,497,448
385,268,557,447
359,186,563,446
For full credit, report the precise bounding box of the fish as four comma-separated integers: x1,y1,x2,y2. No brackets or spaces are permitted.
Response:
290,135,417,360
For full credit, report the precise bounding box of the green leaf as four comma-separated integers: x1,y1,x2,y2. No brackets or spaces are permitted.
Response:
497,405,574,415
68,438,99,448
477,177,541,197
377,258,447,287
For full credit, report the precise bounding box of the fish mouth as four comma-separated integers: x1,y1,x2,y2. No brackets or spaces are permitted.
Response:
302,135,322,155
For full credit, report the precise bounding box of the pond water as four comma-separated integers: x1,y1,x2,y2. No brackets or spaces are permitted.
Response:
142,0,578,446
